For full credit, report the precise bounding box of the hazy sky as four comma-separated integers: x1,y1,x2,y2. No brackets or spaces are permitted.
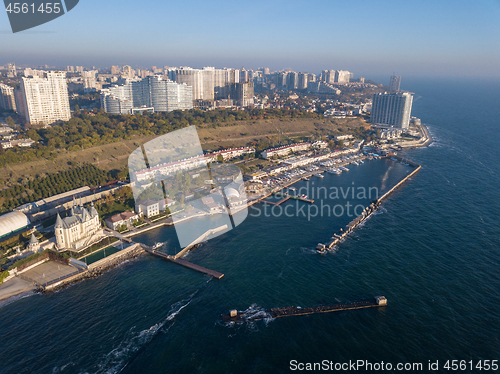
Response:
1,0,500,79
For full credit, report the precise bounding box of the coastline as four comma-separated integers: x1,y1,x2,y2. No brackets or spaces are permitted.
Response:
0,277,37,306
1,130,431,306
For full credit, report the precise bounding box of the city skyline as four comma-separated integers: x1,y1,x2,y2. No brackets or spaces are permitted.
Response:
1,0,500,78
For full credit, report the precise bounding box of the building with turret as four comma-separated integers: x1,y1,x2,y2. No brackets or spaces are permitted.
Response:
27,233,40,253
55,200,101,250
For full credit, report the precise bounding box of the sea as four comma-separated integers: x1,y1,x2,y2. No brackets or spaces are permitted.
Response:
0,77,499,374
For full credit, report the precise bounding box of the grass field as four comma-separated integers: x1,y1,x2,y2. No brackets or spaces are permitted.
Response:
1,117,369,187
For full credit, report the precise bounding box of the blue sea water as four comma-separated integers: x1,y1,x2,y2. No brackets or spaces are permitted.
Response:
0,78,499,374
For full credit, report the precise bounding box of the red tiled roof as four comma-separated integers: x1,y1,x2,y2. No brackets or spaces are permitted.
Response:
105,211,139,223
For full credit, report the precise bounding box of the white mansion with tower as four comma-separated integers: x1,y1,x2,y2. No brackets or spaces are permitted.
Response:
55,200,101,250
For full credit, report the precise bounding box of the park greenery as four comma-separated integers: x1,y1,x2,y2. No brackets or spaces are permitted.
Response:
94,185,135,222
0,270,9,284
0,108,319,168
0,164,114,213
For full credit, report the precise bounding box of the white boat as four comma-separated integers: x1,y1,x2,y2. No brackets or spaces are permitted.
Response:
152,242,164,249
352,161,359,166
339,166,349,172
303,177,310,181
327,168,342,175
316,173,324,178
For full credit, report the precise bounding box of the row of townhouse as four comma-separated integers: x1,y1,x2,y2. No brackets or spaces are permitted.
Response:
133,147,255,182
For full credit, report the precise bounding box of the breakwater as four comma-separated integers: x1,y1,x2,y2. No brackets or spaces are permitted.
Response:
222,296,387,323
317,157,421,252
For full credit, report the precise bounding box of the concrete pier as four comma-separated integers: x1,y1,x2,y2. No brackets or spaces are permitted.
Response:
317,157,421,252
173,225,228,260
144,247,224,279
222,296,387,322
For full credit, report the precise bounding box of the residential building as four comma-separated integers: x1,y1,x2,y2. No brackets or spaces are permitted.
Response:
135,198,175,218
135,199,160,218
286,71,298,90
122,65,134,78
54,201,101,250
321,70,336,84
276,71,288,89
7,63,16,78
0,83,16,111
335,70,351,83
297,73,309,90
389,75,401,91
261,142,311,159
230,82,254,107
174,67,215,101
105,211,141,230
370,92,413,129
18,71,71,125
100,76,193,114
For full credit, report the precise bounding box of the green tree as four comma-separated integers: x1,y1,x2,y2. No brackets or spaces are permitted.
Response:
5,116,15,128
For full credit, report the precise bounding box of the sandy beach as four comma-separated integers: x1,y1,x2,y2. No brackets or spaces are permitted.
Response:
0,277,36,306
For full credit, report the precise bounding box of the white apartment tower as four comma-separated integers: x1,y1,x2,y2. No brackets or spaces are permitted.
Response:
370,92,413,129
19,71,71,125
0,83,16,111
389,75,401,91
100,76,192,114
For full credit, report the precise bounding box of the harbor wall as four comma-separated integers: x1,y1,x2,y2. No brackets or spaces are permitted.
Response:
44,243,145,291
317,157,421,251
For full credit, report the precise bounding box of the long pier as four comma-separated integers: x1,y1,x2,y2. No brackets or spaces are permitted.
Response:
222,296,387,323
173,225,228,259
144,246,224,279
316,156,421,252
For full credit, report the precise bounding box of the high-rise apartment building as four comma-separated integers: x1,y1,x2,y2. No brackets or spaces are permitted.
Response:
298,72,309,90
321,70,335,84
335,70,351,83
230,82,254,107
276,71,288,89
321,70,351,84
286,71,299,90
389,75,401,91
175,67,215,101
7,63,16,78
214,68,240,99
0,83,16,111
370,92,413,129
122,65,134,78
19,71,71,125
100,75,192,114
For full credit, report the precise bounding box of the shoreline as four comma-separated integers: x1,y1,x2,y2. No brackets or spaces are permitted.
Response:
0,277,38,306
1,133,431,307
